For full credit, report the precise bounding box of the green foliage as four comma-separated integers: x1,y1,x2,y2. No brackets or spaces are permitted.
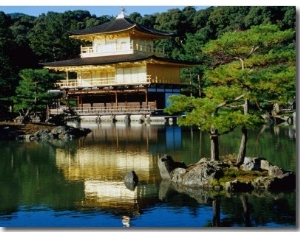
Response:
202,24,296,107
13,69,64,113
0,12,18,115
165,94,261,134
27,10,111,62
0,6,296,120
165,23,295,139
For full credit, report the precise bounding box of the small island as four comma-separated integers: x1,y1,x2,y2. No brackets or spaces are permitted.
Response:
158,154,295,193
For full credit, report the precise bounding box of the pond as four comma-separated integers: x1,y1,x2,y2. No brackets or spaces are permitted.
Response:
0,121,296,228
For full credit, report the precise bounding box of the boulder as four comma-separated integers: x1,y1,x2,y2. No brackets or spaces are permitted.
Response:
14,125,91,142
180,161,224,187
171,168,186,183
34,129,54,140
260,159,273,171
124,170,139,191
158,155,295,192
158,157,225,188
251,171,296,191
51,126,67,135
241,157,266,171
158,155,187,180
268,165,284,177
225,179,254,192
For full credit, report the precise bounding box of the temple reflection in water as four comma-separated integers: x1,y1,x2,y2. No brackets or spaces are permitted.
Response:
54,122,182,217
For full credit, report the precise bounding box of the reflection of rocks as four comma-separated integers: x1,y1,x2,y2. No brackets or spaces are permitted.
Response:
122,216,130,227
158,155,296,193
170,182,217,204
159,179,221,205
16,125,91,141
158,179,176,201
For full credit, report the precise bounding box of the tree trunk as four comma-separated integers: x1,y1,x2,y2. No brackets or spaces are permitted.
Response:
210,132,219,161
236,99,249,165
236,126,247,165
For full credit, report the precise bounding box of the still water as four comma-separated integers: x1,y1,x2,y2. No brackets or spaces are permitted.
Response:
0,121,296,228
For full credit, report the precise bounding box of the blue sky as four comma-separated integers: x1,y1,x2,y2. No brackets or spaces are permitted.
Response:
0,5,209,17
1,0,297,17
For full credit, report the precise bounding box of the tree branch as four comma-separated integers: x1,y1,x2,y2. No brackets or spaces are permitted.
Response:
216,94,245,110
246,45,260,58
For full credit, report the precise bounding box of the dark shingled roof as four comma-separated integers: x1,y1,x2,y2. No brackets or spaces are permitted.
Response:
70,17,173,37
41,54,199,67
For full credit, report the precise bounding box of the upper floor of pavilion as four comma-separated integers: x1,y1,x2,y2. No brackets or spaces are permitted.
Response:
70,8,173,58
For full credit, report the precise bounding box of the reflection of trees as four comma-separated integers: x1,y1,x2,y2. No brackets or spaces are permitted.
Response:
211,195,251,227
0,141,85,218
212,197,220,226
240,195,251,227
160,179,295,227
220,191,295,227
253,124,296,171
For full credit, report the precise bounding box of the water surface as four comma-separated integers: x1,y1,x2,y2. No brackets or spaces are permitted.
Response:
0,122,296,228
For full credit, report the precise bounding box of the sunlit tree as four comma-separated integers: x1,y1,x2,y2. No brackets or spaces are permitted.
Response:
165,24,296,162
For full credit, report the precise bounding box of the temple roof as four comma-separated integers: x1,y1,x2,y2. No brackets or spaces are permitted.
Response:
70,17,173,38
41,54,199,68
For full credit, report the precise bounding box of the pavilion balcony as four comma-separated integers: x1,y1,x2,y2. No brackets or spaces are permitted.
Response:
56,75,152,88
80,42,164,58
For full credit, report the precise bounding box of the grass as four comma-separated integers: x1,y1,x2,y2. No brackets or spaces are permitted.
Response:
217,168,269,187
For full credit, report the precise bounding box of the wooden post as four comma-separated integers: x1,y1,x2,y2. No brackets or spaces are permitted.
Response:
66,71,69,86
115,91,118,105
145,89,148,105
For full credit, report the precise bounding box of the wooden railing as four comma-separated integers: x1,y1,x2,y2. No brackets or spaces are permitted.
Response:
80,42,164,57
56,76,152,88
49,102,157,115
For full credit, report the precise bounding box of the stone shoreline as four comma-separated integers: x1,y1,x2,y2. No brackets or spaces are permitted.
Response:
0,122,91,141
158,155,296,193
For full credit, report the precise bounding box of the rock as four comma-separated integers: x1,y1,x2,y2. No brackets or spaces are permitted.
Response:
171,168,186,183
158,155,296,192
268,165,284,177
14,116,25,124
34,129,54,140
260,159,273,171
51,126,67,135
158,155,187,180
268,172,296,191
58,132,73,140
158,156,172,180
197,157,209,164
241,157,265,171
251,172,295,191
124,170,139,191
179,161,224,187
225,179,253,192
